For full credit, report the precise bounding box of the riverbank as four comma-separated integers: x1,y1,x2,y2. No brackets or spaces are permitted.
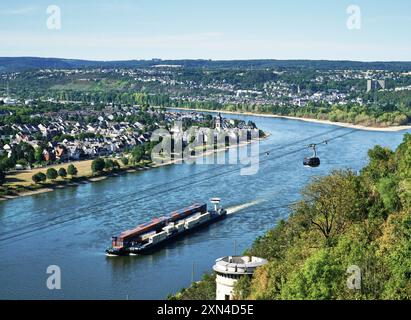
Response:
169,107,411,132
0,163,153,201
2,112,407,300
0,135,265,202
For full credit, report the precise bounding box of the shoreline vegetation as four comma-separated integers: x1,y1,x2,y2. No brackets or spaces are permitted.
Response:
168,107,411,132
0,134,266,202
172,133,411,300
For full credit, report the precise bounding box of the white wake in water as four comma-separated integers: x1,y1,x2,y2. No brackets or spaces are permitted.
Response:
226,199,265,215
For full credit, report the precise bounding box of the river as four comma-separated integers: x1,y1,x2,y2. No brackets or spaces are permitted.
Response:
0,112,409,299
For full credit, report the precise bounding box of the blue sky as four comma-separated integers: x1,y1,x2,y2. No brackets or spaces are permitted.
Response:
0,0,410,61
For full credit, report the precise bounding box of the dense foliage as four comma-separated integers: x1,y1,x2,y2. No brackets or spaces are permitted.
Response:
177,101,411,127
169,273,216,300
175,134,411,300
238,134,411,300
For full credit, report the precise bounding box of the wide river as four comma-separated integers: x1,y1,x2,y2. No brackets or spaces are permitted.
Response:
0,112,409,299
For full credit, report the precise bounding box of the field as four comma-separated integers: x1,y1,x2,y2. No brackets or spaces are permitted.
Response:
5,159,95,187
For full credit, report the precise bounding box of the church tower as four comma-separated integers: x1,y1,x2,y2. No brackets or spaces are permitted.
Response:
215,113,223,131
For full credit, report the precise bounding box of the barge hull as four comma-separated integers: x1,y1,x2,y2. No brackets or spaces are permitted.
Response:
129,212,227,255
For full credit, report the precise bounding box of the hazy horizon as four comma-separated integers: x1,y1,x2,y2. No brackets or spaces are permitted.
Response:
1,0,410,61
1,56,411,63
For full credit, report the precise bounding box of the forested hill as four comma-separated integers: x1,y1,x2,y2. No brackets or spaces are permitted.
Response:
240,134,411,300
174,133,411,300
1,57,411,73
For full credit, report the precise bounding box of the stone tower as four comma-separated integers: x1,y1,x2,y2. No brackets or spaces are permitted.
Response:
213,256,267,300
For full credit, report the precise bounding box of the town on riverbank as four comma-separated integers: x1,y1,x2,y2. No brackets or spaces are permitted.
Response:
0,59,410,302
1,59,410,199
0,106,265,200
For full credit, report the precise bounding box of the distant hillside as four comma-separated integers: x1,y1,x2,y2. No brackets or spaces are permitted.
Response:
1,57,411,73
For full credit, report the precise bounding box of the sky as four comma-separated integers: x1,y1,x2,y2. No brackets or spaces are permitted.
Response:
0,0,410,61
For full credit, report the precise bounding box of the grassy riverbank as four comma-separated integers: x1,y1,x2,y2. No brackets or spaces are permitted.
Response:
0,132,266,201
0,159,152,200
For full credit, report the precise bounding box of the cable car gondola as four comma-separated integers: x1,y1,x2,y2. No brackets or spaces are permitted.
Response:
303,144,321,168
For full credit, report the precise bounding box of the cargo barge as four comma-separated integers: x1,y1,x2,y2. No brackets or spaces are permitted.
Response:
106,198,227,256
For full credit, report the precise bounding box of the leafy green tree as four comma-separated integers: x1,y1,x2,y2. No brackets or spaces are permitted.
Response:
67,164,78,178
32,172,47,184
381,213,411,299
170,273,216,300
104,159,115,171
232,276,252,300
121,157,129,166
34,148,43,163
377,176,400,212
280,249,342,300
11,142,35,164
91,158,105,174
46,168,58,181
131,145,145,164
58,167,67,179
300,170,365,243
0,157,15,170
362,145,395,181
395,134,411,210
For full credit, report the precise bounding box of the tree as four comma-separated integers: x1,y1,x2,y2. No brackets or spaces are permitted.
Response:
91,158,105,174
121,157,129,166
11,142,35,164
174,134,411,301
104,159,115,171
0,169,5,185
34,148,43,163
232,275,252,300
280,249,342,300
131,145,145,164
0,157,15,170
32,172,47,184
362,145,395,181
46,168,58,181
67,164,78,178
58,167,67,179
170,273,216,300
300,170,365,243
